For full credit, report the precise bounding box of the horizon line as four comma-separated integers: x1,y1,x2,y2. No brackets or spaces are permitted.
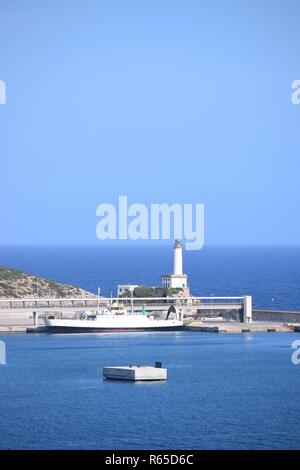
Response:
0,242,299,247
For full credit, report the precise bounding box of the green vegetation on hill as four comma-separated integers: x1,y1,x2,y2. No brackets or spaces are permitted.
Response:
0,266,95,299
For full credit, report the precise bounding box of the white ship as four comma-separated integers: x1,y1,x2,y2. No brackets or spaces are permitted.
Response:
45,304,183,333
45,242,188,334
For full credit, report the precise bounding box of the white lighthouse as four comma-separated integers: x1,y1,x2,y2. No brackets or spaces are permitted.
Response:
161,240,188,291
173,239,183,275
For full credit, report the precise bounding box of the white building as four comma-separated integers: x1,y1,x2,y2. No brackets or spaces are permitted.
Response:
161,240,188,289
117,284,139,298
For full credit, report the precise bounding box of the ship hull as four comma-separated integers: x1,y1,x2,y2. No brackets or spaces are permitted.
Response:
46,325,184,333
45,316,183,333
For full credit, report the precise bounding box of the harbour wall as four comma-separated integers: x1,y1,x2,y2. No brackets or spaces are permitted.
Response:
253,309,300,323
195,309,300,323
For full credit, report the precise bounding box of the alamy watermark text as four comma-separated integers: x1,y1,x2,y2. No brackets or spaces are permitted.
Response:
291,80,300,104
96,196,204,250
291,340,300,365
0,80,6,104
0,341,6,365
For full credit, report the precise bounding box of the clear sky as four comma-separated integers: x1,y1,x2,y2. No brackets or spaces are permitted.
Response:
0,0,299,245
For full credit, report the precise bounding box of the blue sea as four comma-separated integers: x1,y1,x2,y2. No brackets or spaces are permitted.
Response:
0,332,300,450
0,245,300,450
0,244,300,309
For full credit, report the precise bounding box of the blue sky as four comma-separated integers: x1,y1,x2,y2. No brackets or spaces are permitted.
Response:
0,0,299,245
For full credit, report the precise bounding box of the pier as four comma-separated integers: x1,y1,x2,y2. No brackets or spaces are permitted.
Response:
184,321,293,333
0,295,252,329
0,295,299,333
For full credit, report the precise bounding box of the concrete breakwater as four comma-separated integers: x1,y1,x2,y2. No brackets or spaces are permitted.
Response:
0,320,298,334
184,321,294,333
0,323,296,334
253,309,300,323
0,305,300,334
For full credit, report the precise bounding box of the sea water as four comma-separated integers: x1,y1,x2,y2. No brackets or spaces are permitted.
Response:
0,332,299,450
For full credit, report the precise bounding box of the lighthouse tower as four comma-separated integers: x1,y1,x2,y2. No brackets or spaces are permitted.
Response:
173,239,183,275
161,240,188,291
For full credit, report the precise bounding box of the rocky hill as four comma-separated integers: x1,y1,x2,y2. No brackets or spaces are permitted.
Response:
0,266,96,299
